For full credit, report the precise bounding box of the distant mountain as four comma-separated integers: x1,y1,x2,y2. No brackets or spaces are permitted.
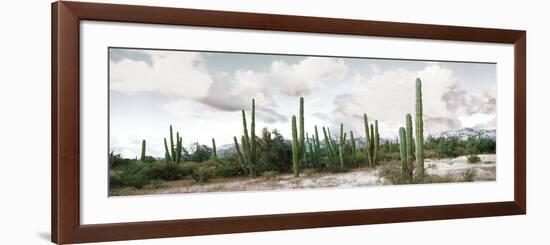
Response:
431,128,496,140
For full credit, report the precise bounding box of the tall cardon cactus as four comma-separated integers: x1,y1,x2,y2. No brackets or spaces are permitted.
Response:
291,116,300,177
140,139,146,162
299,97,305,165
212,138,217,158
415,78,425,178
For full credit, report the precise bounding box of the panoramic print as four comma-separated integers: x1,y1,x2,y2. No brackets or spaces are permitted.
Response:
108,48,497,196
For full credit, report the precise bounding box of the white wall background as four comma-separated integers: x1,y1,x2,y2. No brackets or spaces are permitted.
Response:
0,0,546,244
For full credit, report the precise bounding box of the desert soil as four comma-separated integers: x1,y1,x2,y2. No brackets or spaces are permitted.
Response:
112,154,496,196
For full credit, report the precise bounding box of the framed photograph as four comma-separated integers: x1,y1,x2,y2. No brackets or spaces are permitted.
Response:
52,1,526,244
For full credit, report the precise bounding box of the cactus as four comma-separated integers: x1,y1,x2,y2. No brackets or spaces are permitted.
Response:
322,126,334,166
416,78,425,178
175,134,182,164
251,99,256,176
350,131,356,161
233,136,247,175
212,138,217,158
374,120,380,164
241,135,250,172
405,113,414,179
399,127,407,176
163,138,171,163
299,97,305,165
307,134,314,166
291,116,300,177
363,114,372,167
314,126,321,166
241,110,253,177
339,123,345,167
169,125,176,160
140,139,146,162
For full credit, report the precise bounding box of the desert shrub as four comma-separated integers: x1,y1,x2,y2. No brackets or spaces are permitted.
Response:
378,162,411,185
256,128,292,173
376,151,402,163
325,164,350,173
204,156,244,178
303,168,317,177
109,153,134,169
261,170,279,179
180,162,201,176
467,155,481,164
141,155,156,163
462,169,477,182
149,179,165,189
142,161,185,181
188,143,212,162
109,163,149,189
191,165,216,182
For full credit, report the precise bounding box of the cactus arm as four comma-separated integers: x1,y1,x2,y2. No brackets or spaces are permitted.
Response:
399,127,407,176
363,114,372,167
163,138,172,163
234,136,247,175
291,116,300,177
212,138,217,158
405,113,414,179
299,97,305,164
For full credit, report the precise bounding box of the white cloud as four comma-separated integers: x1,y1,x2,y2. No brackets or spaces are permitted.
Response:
270,57,348,96
110,51,213,98
333,64,496,136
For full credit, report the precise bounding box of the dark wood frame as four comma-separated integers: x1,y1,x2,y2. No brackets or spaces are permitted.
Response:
52,1,526,244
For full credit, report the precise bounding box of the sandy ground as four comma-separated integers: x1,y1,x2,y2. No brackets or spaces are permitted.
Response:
112,154,496,196
425,154,496,180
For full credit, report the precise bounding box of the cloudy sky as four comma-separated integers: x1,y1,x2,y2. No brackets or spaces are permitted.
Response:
109,48,496,158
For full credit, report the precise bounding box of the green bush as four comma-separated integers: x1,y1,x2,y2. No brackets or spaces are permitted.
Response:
202,157,244,178
467,155,481,163
180,162,201,176
303,168,317,177
141,155,156,163
149,179,165,189
462,169,477,182
191,165,215,182
142,161,185,181
261,170,279,179
109,163,149,189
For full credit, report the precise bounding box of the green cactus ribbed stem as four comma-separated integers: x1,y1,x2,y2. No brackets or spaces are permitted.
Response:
339,124,345,168
307,136,314,166
399,127,407,176
169,125,175,160
350,131,356,161
405,113,414,179
314,126,321,166
370,123,375,165
140,139,146,162
241,136,250,174
363,114,373,167
374,120,379,164
416,78,425,179
175,135,181,164
241,109,253,177
291,116,300,177
212,138,217,158
163,138,171,163
322,126,333,166
250,99,256,177
233,136,247,175
299,97,305,164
